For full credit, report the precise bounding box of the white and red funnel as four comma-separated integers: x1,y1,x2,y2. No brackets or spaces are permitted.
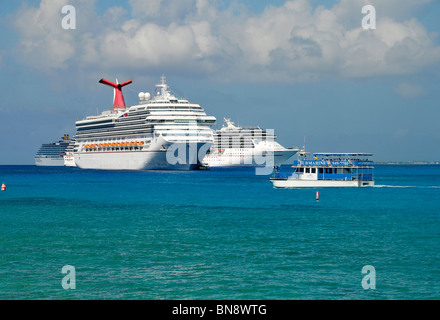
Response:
99,78,132,109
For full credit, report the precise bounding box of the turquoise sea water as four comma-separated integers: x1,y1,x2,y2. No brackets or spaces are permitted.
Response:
0,165,439,300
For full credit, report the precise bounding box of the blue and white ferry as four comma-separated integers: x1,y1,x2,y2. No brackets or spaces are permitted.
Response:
270,151,374,188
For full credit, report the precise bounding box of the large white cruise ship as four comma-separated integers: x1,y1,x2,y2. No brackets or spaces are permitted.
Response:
202,118,298,168
73,76,216,170
35,134,72,166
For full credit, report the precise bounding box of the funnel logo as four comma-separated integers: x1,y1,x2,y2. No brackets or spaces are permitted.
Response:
99,78,133,109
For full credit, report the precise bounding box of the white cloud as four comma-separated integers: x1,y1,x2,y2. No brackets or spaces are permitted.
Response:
11,0,440,83
13,0,94,70
129,0,163,17
394,83,426,98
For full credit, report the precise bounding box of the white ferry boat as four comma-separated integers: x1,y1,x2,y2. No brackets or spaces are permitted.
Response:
202,118,298,168
35,134,72,166
270,151,374,187
73,76,216,170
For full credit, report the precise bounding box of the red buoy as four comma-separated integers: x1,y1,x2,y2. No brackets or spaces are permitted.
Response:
1,183,5,191
316,191,319,201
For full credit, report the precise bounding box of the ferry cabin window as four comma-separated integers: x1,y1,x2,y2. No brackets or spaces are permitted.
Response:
306,168,310,173
319,168,323,174
311,168,316,173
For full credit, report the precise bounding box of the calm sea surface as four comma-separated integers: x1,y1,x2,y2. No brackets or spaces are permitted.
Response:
0,165,439,299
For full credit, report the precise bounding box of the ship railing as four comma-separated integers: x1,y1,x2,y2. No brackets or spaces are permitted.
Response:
293,160,373,167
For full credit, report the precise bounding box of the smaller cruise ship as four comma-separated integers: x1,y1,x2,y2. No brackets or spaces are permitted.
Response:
202,118,298,168
35,134,72,166
270,151,374,187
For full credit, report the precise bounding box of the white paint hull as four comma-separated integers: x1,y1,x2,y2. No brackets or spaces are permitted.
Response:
63,154,76,167
35,156,65,166
271,179,374,188
203,149,297,168
74,138,209,170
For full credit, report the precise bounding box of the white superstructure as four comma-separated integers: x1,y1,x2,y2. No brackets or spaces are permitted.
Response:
73,76,216,170
202,118,298,168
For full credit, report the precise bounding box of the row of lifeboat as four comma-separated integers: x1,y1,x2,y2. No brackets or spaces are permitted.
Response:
84,141,145,148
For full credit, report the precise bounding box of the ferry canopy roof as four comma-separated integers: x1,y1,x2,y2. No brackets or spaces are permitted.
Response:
314,153,373,157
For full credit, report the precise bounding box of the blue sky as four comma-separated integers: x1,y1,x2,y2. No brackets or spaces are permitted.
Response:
0,0,439,164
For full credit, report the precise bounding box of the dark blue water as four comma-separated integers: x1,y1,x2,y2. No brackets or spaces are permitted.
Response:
0,165,439,299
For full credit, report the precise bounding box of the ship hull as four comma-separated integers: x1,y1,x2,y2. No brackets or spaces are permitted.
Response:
63,154,76,167
203,149,297,168
74,139,210,171
270,179,374,188
35,156,65,166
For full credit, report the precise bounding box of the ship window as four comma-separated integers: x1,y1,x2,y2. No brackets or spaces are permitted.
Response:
319,168,323,174
306,168,310,173
312,168,316,173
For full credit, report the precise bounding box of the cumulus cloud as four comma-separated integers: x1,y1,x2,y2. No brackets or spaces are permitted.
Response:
11,0,440,83
13,0,76,70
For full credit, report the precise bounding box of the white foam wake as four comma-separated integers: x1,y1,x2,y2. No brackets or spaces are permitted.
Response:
374,185,440,189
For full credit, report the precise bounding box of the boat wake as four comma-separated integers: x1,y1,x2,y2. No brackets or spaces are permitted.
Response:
374,185,440,189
